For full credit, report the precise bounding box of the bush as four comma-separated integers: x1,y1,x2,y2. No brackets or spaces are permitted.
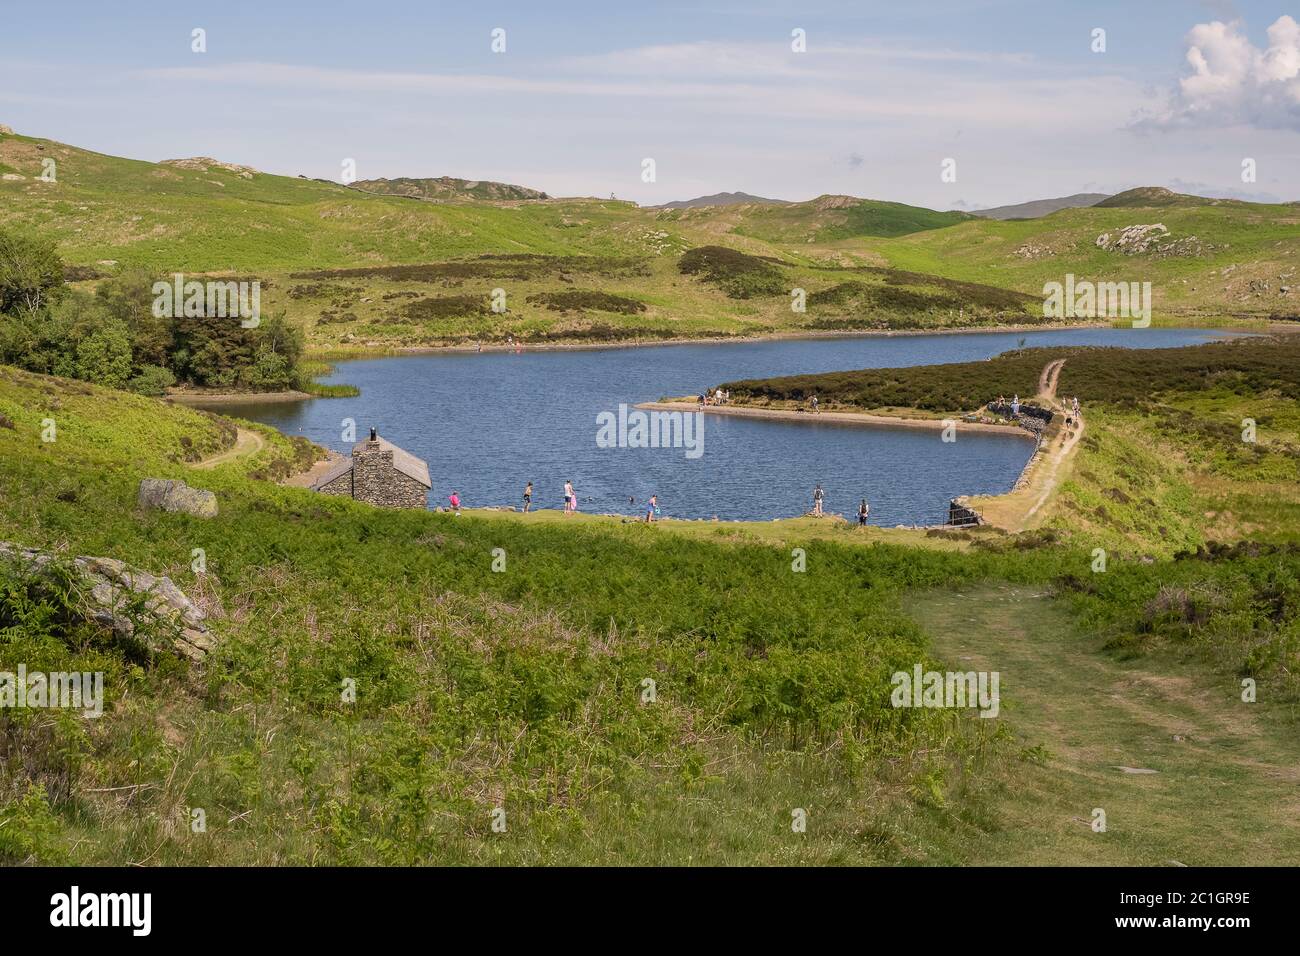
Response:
526,290,646,314
128,364,176,396
678,246,787,298
75,320,133,389
0,228,64,315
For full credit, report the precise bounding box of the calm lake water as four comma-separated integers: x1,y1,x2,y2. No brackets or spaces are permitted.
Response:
212,327,1233,525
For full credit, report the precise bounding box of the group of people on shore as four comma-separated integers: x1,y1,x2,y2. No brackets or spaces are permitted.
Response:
811,483,871,525
698,388,731,407
519,481,659,521
517,480,582,515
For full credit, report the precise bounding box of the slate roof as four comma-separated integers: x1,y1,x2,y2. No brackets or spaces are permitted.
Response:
308,435,432,491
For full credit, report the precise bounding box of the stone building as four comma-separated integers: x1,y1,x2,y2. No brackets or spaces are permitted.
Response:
310,428,431,508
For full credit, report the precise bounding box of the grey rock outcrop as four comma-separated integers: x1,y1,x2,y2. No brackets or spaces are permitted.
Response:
0,543,216,661
137,478,219,518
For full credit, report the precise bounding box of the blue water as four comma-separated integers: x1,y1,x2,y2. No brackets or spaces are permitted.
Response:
213,327,1234,525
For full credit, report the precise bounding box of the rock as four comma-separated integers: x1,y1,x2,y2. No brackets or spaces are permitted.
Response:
0,124,13,135
137,478,219,518
2,173,24,181
0,542,217,661
1113,766,1159,774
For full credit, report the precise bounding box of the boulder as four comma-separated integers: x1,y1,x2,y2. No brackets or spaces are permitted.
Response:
137,478,218,518
0,543,217,661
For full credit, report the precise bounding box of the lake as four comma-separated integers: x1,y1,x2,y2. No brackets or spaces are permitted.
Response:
209,327,1234,525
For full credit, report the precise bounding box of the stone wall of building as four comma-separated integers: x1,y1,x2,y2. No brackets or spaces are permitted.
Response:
353,443,427,508
316,473,353,497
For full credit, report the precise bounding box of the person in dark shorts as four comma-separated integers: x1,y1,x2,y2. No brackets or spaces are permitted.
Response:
523,482,533,513
858,499,869,526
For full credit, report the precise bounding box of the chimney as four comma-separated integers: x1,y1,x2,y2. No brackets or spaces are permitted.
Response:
367,427,379,448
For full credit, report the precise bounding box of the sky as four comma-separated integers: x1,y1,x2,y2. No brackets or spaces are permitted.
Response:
2,0,1299,208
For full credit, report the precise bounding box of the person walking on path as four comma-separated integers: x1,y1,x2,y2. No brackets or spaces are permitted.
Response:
522,481,532,513
858,498,870,527
812,483,825,517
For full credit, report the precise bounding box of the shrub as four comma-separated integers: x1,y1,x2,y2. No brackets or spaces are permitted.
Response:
678,246,786,298
128,364,176,396
526,290,646,314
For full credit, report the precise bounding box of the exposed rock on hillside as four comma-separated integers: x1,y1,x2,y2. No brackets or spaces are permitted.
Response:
161,156,258,178
1095,224,1211,258
351,176,549,202
0,543,216,661
138,478,219,518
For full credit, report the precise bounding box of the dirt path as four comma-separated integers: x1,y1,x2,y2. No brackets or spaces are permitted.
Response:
1037,358,1066,401
908,586,1300,865
190,427,264,470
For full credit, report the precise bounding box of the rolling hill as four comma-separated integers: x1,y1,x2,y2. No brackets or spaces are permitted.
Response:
652,191,790,209
1,124,1295,353
351,176,550,202
970,193,1111,220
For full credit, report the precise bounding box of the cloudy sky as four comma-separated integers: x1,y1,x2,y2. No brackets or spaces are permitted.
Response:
3,0,1299,207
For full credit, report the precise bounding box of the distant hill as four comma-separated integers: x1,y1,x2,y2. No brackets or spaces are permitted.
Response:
653,191,790,210
352,176,549,202
970,193,1111,220
1093,186,1215,208
714,194,975,241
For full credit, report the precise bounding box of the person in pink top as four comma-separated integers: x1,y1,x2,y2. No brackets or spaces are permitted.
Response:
448,491,461,515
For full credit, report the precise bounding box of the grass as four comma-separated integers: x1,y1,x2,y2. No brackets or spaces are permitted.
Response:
19,129,1296,354
1,352,1298,865
908,586,1300,865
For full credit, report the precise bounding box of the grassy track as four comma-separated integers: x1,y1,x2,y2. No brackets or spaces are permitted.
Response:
909,586,1300,865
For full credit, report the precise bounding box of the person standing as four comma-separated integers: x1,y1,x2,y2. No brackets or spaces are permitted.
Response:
522,481,532,513
812,483,824,516
858,498,869,526
645,494,658,523
563,480,575,516
811,394,820,414
1011,394,1020,418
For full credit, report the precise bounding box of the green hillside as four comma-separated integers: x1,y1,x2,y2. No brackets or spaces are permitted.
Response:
1,127,1292,359
860,196,1300,318
3,359,1299,864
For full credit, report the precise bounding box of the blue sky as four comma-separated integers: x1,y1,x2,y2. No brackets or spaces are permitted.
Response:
3,0,1299,206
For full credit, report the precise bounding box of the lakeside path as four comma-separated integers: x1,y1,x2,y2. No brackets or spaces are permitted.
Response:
190,426,265,470
633,401,1033,437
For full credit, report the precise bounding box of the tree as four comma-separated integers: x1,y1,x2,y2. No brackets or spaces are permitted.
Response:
75,320,133,389
0,228,64,315
95,270,171,367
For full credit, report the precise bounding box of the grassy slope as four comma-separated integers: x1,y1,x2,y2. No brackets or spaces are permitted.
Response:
910,587,1300,865
0,365,1035,865
6,129,1292,353
2,365,1297,865
858,200,1300,317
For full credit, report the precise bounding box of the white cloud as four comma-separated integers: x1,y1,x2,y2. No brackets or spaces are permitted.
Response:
1144,16,1300,129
